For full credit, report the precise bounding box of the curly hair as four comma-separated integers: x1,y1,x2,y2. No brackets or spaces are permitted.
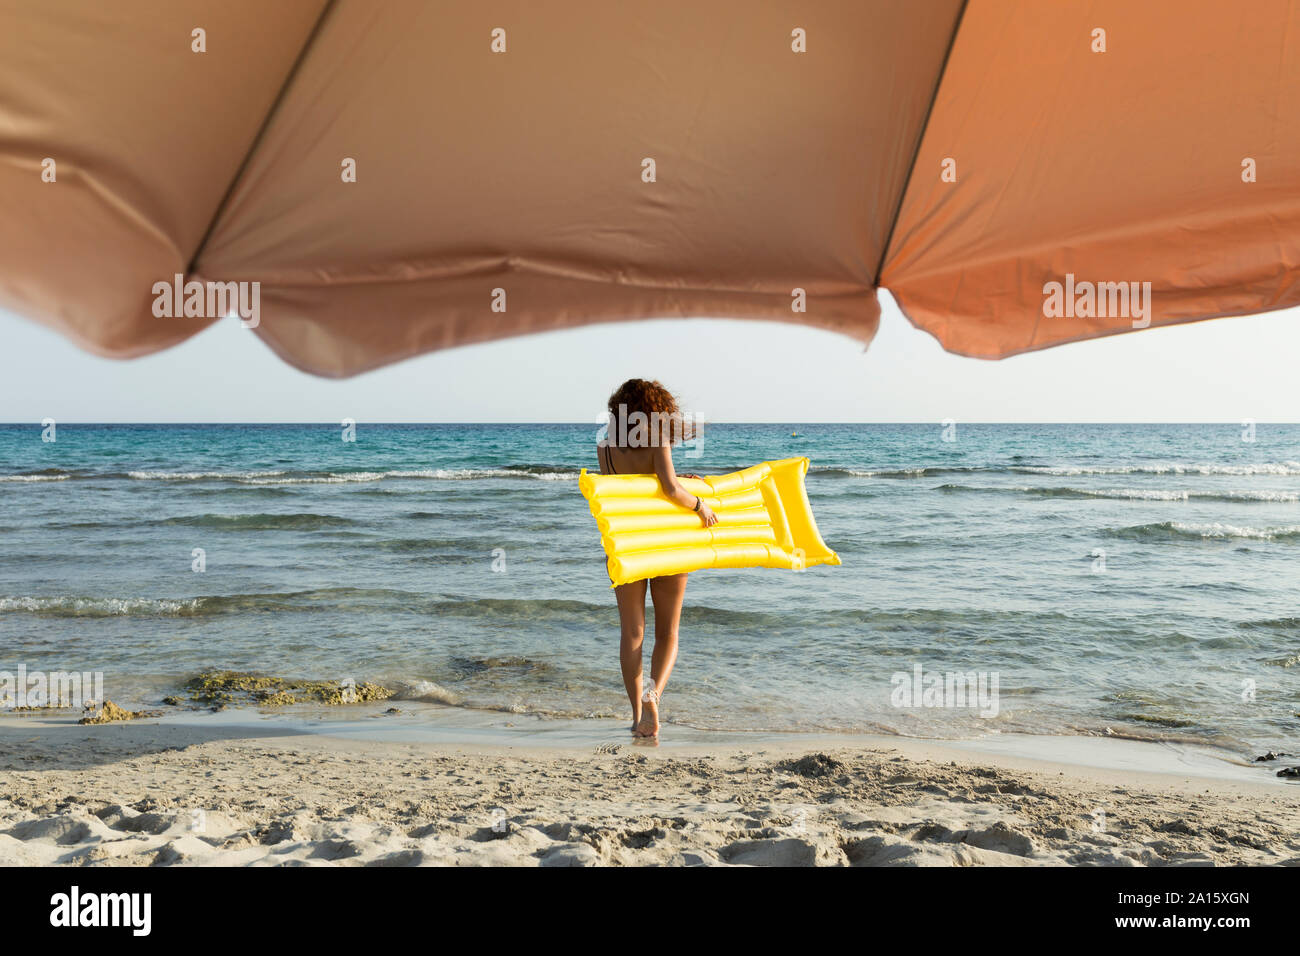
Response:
606,378,695,447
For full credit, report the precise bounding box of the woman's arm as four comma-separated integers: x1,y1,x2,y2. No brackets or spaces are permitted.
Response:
652,445,718,527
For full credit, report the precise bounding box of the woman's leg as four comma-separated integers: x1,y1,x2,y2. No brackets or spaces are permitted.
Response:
640,573,688,737
614,579,647,730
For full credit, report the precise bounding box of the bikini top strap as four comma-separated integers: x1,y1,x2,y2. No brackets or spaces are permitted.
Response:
603,443,617,474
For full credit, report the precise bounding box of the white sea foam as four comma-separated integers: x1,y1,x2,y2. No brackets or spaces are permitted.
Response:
1035,487,1297,502
1021,461,1300,476
1076,488,1191,501
1190,489,1300,503
127,470,286,480
0,596,200,616
1167,521,1300,540
390,679,461,705
839,468,927,478
824,461,1300,478
124,468,574,484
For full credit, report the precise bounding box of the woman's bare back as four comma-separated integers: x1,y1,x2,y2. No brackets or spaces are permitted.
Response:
597,442,657,475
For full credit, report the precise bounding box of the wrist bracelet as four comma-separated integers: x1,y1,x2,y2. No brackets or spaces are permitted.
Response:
693,496,702,513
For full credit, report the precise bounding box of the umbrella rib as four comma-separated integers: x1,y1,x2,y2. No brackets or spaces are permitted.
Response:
185,0,340,277
872,0,969,289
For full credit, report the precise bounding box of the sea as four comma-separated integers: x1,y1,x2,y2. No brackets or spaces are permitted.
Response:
1,422,1297,757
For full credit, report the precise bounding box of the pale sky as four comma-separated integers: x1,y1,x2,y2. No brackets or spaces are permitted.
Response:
1,293,1296,423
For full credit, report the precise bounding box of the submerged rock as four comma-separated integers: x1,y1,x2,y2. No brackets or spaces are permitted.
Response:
78,700,163,724
181,670,393,707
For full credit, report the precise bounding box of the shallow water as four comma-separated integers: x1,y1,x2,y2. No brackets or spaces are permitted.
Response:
1,422,1297,756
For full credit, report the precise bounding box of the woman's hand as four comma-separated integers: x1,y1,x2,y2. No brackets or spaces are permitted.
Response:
697,500,718,527
678,473,701,480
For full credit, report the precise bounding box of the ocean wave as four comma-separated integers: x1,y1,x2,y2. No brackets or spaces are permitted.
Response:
0,592,1092,631
0,588,421,618
937,484,1300,503
12,461,1297,484
1107,521,1300,542
811,461,1300,479
158,512,358,530
0,467,579,484
388,679,461,706
238,469,575,484
1067,723,1232,746
127,470,286,481
365,537,470,553
813,467,951,479
1015,461,1300,476
0,469,73,482
0,590,612,621
1239,617,1300,633
188,485,295,497
0,596,201,617
382,687,620,721
126,467,579,483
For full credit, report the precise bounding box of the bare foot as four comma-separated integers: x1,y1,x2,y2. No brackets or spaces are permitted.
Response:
634,688,660,738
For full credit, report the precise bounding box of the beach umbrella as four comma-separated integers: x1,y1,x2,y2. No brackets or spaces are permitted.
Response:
2,0,1297,377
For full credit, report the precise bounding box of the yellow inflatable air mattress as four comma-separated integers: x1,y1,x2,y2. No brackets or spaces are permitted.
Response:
580,457,840,587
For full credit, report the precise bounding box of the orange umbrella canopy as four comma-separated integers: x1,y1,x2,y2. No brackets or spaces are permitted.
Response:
3,0,1298,377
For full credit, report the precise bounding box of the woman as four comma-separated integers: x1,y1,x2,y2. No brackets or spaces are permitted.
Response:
597,379,717,739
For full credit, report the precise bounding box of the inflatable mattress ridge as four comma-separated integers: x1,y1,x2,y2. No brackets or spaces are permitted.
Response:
580,457,840,587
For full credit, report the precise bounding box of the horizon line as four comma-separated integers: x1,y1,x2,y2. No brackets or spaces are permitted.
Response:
1,421,1294,427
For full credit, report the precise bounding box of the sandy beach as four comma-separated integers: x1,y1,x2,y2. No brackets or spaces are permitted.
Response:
2,705,1297,867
